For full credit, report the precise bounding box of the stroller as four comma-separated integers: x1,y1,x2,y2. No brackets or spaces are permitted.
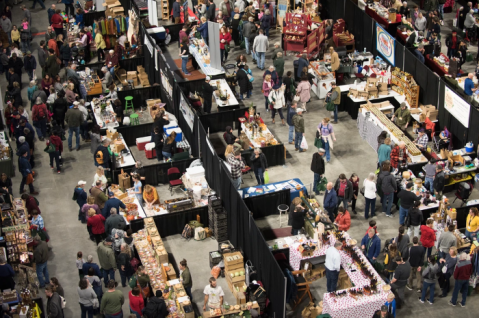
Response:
432,128,450,153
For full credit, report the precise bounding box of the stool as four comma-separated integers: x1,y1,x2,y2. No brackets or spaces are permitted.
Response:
278,204,289,228
125,96,134,113
130,113,139,126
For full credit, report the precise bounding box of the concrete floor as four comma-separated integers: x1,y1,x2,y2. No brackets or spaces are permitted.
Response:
5,1,479,318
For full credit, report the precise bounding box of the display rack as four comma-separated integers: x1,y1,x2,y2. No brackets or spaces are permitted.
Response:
306,29,319,58
162,0,169,20
85,75,103,96
283,13,307,52
390,67,420,108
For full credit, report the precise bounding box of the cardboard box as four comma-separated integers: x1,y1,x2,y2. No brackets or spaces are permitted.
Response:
223,252,244,266
427,110,438,121
232,281,247,297
349,88,358,98
235,292,246,305
106,129,119,140
299,245,315,257
410,108,422,114
127,71,137,80
166,263,177,280
358,91,369,99
447,209,457,220
225,269,245,283
137,65,145,72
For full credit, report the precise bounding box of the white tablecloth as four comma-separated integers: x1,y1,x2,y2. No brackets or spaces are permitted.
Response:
240,122,276,148
101,135,135,168
210,79,239,107
189,45,225,76
121,194,146,225
92,99,119,130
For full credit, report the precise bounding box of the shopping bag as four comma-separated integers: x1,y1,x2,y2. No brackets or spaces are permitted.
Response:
300,137,309,150
240,40,245,49
314,137,323,149
118,169,131,191
325,102,335,111
264,171,270,184
293,94,300,102
225,44,230,53
453,18,457,27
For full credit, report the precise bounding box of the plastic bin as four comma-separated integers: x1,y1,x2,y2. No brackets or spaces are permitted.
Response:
166,127,183,142
136,136,151,151
145,142,157,159
163,121,178,133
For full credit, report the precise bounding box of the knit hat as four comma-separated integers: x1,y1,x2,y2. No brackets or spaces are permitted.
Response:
19,136,25,143
296,108,303,113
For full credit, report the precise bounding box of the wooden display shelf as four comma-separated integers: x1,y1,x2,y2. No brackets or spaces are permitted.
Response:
391,68,420,108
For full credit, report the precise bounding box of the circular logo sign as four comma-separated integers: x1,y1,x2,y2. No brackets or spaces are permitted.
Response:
378,29,393,58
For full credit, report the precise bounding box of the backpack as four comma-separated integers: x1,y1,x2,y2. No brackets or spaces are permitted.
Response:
427,265,438,280
95,149,104,165
181,224,194,240
37,105,47,120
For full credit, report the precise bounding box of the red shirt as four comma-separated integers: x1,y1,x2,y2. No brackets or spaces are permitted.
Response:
219,32,232,50
335,211,351,231
420,225,436,248
48,135,63,152
51,14,63,29
129,291,144,314
87,214,105,234
25,196,41,215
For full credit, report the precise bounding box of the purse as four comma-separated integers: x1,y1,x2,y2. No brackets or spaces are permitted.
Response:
293,94,300,102
225,44,230,53
26,173,34,185
360,186,365,196
136,274,151,298
44,142,56,153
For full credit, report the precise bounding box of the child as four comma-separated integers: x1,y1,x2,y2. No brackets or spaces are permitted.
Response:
154,127,164,162
365,220,379,236
20,19,30,53
77,251,85,279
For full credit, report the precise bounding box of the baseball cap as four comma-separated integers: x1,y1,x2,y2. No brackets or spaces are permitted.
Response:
73,101,80,106
26,51,31,55
108,191,114,196
78,180,87,185
105,236,114,243
406,182,414,189
318,148,325,153
381,305,388,312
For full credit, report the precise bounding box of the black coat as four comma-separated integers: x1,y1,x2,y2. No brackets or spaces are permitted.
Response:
60,45,71,60
291,210,306,230
206,3,216,21
152,117,170,134
433,171,445,192
296,57,309,78
10,88,22,108
250,152,267,171
236,68,250,94
224,131,236,145
311,152,325,175
53,98,68,118
8,58,23,75
8,73,20,89
162,140,176,154
203,82,215,102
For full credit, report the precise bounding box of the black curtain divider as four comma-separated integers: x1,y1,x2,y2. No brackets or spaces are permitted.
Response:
117,85,162,111
404,49,416,79
437,79,468,147
361,8,374,54
130,206,209,236
425,70,440,107
119,0,132,12
344,1,355,35
414,60,429,105
116,123,153,146
177,90,200,158
199,106,252,134
244,189,291,219
395,41,404,70
84,11,106,27
241,145,285,167
81,57,144,72
468,107,479,149
112,157,197,185
199,124,222,192
158,53,179,117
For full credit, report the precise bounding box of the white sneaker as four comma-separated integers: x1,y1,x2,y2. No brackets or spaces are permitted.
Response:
387,214,393,218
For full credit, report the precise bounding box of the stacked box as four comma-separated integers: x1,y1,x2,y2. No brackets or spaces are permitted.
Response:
209,250,222,269
208,196,228,241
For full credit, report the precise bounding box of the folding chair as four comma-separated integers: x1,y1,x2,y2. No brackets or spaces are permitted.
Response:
291,269,314,309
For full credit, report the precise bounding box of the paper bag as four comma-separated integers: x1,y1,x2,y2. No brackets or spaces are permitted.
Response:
118,169,131,191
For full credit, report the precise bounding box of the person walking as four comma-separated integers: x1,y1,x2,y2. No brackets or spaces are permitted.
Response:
420,219,436,257
361,228,381,264
18,150,38,195
407,201,423,238
317,117,336,163
100,280,124,318
262,74,273,112
292,108,305,152
243,17,256,55
227,151,245,189
65,101,83,151
269,84,285,124
97,236,116,286
118,243,132,288
328,82,341,123
33,235,50,287
378,138,392,167
406,236,425,293
296,75,311,111
23,51,36,81
423,160,436,193
439,246,458,298
334,174,353,211
273,52,285,81
32,97,48,141
419,255,439,304
252,29,268,70
78,278,97,318
325,241,342,292
45,285,64,318
390,256,411,308
323,182,338,221
180,259,193,300
377,161,397,217
250,148,268,185
286,100,297,144
397,182,420,226
311,148,325,195
349,173,359,214
363,173,377,219
46,131,63,173
45,49,60,79
449,252,473,307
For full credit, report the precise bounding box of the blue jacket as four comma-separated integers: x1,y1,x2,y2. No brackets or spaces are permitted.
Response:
287,105,296,126
465,78,474,96
18,156,32,177
82,262,101,278
16,142,30,160
102,198,126,218
296,57,309,78
361,234,381,260
48,8,55,23
323,189,337,209
173,2,181,17
75,13,84,28
261,14,271,30
384,299,396,318
198,23,208,39
75,187,88,208
24,55,37,71
61,0,73,4
14,121,34,139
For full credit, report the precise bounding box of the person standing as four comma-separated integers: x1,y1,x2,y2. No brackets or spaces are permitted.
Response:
179,36,191,76
311,148,325,195
87,209,106,245
397,182,420,226
439,246,458,298
78,278,97,318
449,252,473,307
269,84,285,124
407,201,423,238
243,17,256,55
419,255,439,304
173,0,182,23
334,207,351,231
325,241,342,292
361,228,381,264
32,97,48,141
391,103,411,131
47,131,63,173
0,15,12,44
206,0,216,22
0,256,15,292
45,285,64,318
19,150,38,195
438,224,457,260
100,280,124,318
317,117,336,163
433,165,445,199
323,182,338,221
423,160,436,193
420,219,436,258
292,108,305,152
286,100,297,144
33,235,50,287
102,192,126,219
203,277,224,310
378,138,392,167
465,208,479,240
129,287,144,318
296,75,311,112
250,148,268,185
406,236,425,293
334,174,353,212
227,151,245,189
291,205,306,235
252,29,268,70
390,256,411,308
97,236,116,286
329,47,339,78
202,76,214,113
349,173,359,214
180,259,193,300
23,51,36,81
142,290,168,318
65,102,83,151
118,243,132,288
363,173,377,219
45,49,60,78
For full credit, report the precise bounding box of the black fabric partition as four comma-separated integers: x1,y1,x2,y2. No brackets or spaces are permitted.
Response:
468,107,479,149
117,85,162,111
395,42,404,70
116,123,152,146
438,80,468,147
159,53,179,117
177,90,200,158
84,11,106,27
414,60,430,105
361,9,374,54
119,0,132,11
404,49,416,79
129,206,209,236
199,124,222,192
199,106,251,134
425,70,440,107
244,189,291,219
242,145,285,167
82,57,144,72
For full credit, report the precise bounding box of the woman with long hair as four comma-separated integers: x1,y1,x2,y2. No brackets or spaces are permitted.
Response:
262,74,273,111
349,173,359,214
466,207,479,240
162,131,177,159
41,74,53,96
393,226,410,261
219,26,232,64
92,166,107,189
384,243,399,282
118,243,132,287
143,185,159,209
179,36,191,76
128,287,144,318
236,54,247,68
50,277,64,297
77,278,97,318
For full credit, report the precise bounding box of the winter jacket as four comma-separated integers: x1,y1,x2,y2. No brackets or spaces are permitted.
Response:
51,14,63,29
206,3,216,21
0,17,12,33
454,259,473,280
274,57,285,78
397,190,420,209
433,171,445,192
261,14,272,30
438,231,457,253
23,55,36,71
219,32,232,50
18,156,32,177
105,214,126,235
65,108,83,128
361,234,381,260
291,210,306,230
262,80,273,97
268,89,285,109
408,207,423,226
45,54,60,78
59,45,71,60
219,1,233,17
378,143,392,164
390,146,408,168
422,263,439,283
311,152,325,175
330,51,340,72
323,189,338,209
296,57,309,78
415,16,427,31
409,245,425,267
87,214,106,234
48,135,63,152
287,104,296,126
143,296,169,318
197,22,208,39
102,198,126,219
33,240,49,264
253,34,269,52
91,186,108,209
47,293,64,318
97,241,116,270
94,145,111,169
335,211,351,231
334,179,354,200
296,80,311,103
292,114,304,133
75,187,88,209
465,13,475,29
250,152,268,171
420,225,436,248
236,68,250,94
243,21,255,38
32,103,48,122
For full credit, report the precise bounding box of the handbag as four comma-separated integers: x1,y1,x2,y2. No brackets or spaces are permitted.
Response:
92,297,99,309
247,74,254,82
225,44,230,53
240,39,245,49
128,275,137,289
326,102,335,111
60,295,66,309
360,186,365,196
26,173,34,185
136,274,151,298
293,94,300,102
44,142,56,153
314,137,323,149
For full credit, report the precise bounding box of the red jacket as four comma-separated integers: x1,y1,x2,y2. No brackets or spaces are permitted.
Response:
25,196,41,215
219,32,232,50
48,135,63,152
454,260,473,280
420,225,436,248
335,211,351,231
87,214,105,234
32,103,48,122
390,146,408,168
51,14,63,29
129,291,144,314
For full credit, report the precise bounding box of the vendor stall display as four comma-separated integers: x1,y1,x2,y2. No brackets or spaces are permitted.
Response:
99,131,136,168
425,53,454,78
0,131,14,177
332,20,355,49
92,98,119,129
239,113,280,148
189,37,225,76
208,196,228,242
83,73,103,96
349,78,390,100
3,223,33,272
365,4,401,36
241,178,307,200
391,68,420,108
309,62,336,99
109,184,146,223
283,13,308,52
210,79,239,107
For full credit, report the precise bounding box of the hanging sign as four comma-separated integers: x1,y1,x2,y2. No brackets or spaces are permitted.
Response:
444,85,470,128
375,23,395,66
180,94,195,132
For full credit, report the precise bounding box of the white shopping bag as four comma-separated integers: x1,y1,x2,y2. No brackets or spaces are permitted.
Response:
300,136,309,150
453,18,457,27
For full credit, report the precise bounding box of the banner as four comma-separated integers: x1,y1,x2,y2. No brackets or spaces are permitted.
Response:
376,23,395,66
180,94,195,132
444,85,470,128
160,69,173,99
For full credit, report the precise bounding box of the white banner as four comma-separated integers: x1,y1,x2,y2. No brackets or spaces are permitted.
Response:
445,85,470,127
160,69,173,99
180,94,194,132
144,35,153,55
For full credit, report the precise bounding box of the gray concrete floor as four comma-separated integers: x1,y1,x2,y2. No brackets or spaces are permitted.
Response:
4,1,479,318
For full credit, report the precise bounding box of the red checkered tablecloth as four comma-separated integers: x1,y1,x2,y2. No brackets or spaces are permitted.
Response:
289,234,389,318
